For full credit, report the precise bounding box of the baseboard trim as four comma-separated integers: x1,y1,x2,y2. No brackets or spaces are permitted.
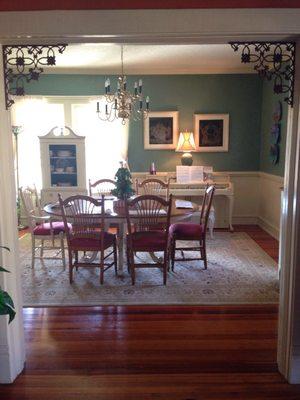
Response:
0,345,10,384
258,216,279,240
233,215,258,225
289,352,300,384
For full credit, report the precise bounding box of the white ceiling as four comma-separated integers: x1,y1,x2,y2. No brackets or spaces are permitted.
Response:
45,43,255,75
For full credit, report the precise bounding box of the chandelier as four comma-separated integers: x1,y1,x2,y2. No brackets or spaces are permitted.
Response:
96,45,150,124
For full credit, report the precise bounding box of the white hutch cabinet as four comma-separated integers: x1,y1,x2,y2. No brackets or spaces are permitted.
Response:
39,126,87,205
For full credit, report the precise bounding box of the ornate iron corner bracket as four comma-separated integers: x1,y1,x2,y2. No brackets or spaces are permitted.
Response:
2,44,68,109
229,41,295,107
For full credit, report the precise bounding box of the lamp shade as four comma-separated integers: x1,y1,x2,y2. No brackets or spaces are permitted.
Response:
176,131,196,152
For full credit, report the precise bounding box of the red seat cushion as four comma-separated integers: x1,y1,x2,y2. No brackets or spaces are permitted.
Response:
69,232,115,251
169,223,204,240
33,221,72,236
129,231,167,251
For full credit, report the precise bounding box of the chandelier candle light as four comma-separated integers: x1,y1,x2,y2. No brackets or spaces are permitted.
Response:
176,131,196,166
96,46,150,124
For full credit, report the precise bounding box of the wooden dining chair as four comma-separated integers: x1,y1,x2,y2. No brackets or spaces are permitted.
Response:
125,194,172,285
169,185,215,270
135,178,170,200
58,194,117,284
89,178,116,196
20,186,68,268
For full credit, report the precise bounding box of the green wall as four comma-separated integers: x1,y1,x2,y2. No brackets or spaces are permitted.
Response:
259,78,288,177
26,74,263,172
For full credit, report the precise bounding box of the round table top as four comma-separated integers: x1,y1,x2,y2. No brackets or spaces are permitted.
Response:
43,196,199,220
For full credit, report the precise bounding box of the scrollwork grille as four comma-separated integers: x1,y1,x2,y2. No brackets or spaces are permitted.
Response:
229,41,295,107
2,44,67,109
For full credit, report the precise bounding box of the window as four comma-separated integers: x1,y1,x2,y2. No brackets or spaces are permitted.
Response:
11,96,128,190
11,97,64,190
72,99,128,181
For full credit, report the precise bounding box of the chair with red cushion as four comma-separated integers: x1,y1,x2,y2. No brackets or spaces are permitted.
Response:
169,185,215,270
20,186,68,268
58,194,117,284
125,194,172,285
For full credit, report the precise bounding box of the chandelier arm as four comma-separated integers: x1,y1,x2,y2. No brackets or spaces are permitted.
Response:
96,45,149,123
121,45,124,76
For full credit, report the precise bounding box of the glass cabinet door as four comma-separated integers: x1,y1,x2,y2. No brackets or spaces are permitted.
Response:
49,144,78,187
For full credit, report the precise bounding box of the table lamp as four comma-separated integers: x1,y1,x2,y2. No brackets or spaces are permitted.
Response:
176,131,196,165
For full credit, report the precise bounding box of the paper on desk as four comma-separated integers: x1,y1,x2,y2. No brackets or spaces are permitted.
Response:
175,200,193,209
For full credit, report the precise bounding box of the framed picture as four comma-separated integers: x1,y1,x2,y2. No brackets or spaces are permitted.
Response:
194,114,229,152
144,111,179,150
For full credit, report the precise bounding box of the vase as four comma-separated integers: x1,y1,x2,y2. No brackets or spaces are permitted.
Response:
113,199,126,215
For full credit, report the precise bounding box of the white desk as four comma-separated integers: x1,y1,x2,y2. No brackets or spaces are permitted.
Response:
169,180,234,232
133,173,234,232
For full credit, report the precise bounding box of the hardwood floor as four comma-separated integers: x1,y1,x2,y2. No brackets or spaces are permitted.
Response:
1,225,288,399
1,305,300,399
234,224,279,262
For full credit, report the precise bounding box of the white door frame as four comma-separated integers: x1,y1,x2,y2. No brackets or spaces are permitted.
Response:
277,39,300,383
0,8,300,383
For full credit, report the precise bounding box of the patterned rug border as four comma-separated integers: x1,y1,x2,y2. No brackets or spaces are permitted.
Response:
19,231,279,307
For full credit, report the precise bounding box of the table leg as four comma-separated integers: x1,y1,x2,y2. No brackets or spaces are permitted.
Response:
208,210,215,239
117,221,125,272
80,251,98,262
228,195,234,232
149,252,163,263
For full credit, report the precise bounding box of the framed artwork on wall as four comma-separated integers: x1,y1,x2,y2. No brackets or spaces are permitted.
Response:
144,111,179,150
194,113,229,152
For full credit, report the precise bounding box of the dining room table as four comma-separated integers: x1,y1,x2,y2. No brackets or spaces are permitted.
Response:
44,196,200,273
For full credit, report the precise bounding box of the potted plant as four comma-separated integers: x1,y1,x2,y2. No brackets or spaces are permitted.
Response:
111,162,135,214
0,246,16,324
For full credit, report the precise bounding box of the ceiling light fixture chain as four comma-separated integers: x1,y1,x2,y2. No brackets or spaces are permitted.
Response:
121,44,124,76
2,44,68,109
229,41,295,107
96,45,150,124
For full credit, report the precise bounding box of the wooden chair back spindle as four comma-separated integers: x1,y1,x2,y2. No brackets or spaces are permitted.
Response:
200,185,215,233
19,186,41,232
135,178,170,200
59,194,104,245
125,194,172,285
58,194,117,284
89,179,116,197
126,194,172,235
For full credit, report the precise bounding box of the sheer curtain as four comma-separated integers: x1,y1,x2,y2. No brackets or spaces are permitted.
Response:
11,97,64,190
11,96,128,190
71,99,129,182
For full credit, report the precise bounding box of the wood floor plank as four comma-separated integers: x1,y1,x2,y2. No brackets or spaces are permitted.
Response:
2,305,300,399
1,227,296,399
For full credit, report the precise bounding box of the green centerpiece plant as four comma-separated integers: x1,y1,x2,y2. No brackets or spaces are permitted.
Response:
0,246,16,324
111,163,135,213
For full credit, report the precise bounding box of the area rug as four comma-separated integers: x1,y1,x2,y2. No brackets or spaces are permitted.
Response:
19,232,279,306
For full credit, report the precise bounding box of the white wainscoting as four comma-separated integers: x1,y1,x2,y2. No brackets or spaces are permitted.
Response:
133,170,283,239
228,171,283,239
258,172,284,239
216,171,260,227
